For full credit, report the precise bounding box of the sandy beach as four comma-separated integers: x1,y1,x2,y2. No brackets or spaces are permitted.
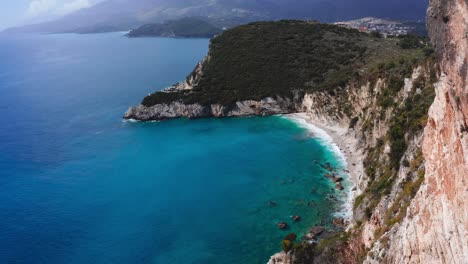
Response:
285,113,365,220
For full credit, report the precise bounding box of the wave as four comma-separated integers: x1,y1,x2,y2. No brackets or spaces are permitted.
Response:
284,114,347,168
122,118,140,123
122,119,161,123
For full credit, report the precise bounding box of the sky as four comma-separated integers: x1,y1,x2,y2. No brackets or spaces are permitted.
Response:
0,0,102,30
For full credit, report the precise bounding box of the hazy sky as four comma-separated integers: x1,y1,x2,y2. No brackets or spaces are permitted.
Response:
0,0,101,30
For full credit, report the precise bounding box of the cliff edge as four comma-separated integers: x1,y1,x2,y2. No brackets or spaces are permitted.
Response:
381,0,468,262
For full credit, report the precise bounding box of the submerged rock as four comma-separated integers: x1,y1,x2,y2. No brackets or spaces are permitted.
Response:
309,226,325,236
278,221,288,230
291,215,301,222
335,183,344,190
332,176,343,183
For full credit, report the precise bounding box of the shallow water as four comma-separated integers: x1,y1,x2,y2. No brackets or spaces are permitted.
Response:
0,32,345,263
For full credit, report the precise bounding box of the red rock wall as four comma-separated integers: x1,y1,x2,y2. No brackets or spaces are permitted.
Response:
384,0,468,262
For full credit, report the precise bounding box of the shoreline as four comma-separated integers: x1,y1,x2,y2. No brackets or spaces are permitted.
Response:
285,113,364,222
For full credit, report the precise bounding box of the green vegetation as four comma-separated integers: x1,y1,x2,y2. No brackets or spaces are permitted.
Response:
141,20,430,107
388,81,435,168
375,152,426,241
398,35,429,49
291,231,367,264
281,233,297,252
355,59,436,225
347,59,435,260
127,17,223,38
370,31,383,38
281,240,293,253
353,193,365,210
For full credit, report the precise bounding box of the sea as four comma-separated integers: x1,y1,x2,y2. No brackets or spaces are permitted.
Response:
0,32,347,264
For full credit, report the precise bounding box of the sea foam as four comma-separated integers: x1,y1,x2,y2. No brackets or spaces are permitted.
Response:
284,114,353,219
285,114,347,167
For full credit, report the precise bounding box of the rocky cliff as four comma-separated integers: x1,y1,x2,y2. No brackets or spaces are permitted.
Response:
268,1,467,263
378,0,468,263
266,60,438,264
124,96,299,121
294,1,468,262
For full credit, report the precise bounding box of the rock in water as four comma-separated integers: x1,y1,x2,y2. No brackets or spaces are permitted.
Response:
335,183,344,190
291,215,301,222
277,221,288,230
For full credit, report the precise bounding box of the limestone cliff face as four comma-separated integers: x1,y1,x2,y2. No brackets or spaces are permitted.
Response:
123,96,299,121
381,0,468,263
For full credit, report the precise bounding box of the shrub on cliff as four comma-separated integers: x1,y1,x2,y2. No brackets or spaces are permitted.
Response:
281,239,293,252
281,233,297,252
284,233,297,242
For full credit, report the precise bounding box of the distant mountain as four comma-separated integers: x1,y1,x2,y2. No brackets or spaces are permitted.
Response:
3,0,429,34
127,17,223,38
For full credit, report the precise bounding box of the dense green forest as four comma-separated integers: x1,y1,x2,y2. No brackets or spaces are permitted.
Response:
142,20,429,107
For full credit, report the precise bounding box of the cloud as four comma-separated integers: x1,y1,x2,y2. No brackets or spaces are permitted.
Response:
27,0,58,16
58,0,92,15
27,0,92,17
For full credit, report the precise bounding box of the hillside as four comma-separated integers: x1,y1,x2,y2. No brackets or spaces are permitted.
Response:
127,18,223,38
126,20,431,119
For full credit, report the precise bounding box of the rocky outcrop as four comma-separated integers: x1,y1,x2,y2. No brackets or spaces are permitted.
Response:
379,0,468,263
268,251,294,264
124,96,299,121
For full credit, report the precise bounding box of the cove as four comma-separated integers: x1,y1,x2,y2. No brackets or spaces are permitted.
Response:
0,32,345,264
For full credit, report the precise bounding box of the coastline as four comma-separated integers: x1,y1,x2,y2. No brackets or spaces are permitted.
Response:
285,113,364,222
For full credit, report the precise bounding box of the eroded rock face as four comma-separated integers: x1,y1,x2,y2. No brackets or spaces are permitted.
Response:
123,96,298,121
124,102,211,121
383,0,468,263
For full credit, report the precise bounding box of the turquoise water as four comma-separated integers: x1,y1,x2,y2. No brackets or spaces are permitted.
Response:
0,33,345,263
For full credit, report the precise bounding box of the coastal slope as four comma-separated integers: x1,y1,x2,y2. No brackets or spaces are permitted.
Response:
380,0,468,262
124,21,430,122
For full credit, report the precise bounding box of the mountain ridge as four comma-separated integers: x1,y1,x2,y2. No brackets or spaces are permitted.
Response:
4,0,428,34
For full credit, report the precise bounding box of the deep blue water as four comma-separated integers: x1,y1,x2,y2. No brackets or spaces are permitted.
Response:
0,33,344,264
